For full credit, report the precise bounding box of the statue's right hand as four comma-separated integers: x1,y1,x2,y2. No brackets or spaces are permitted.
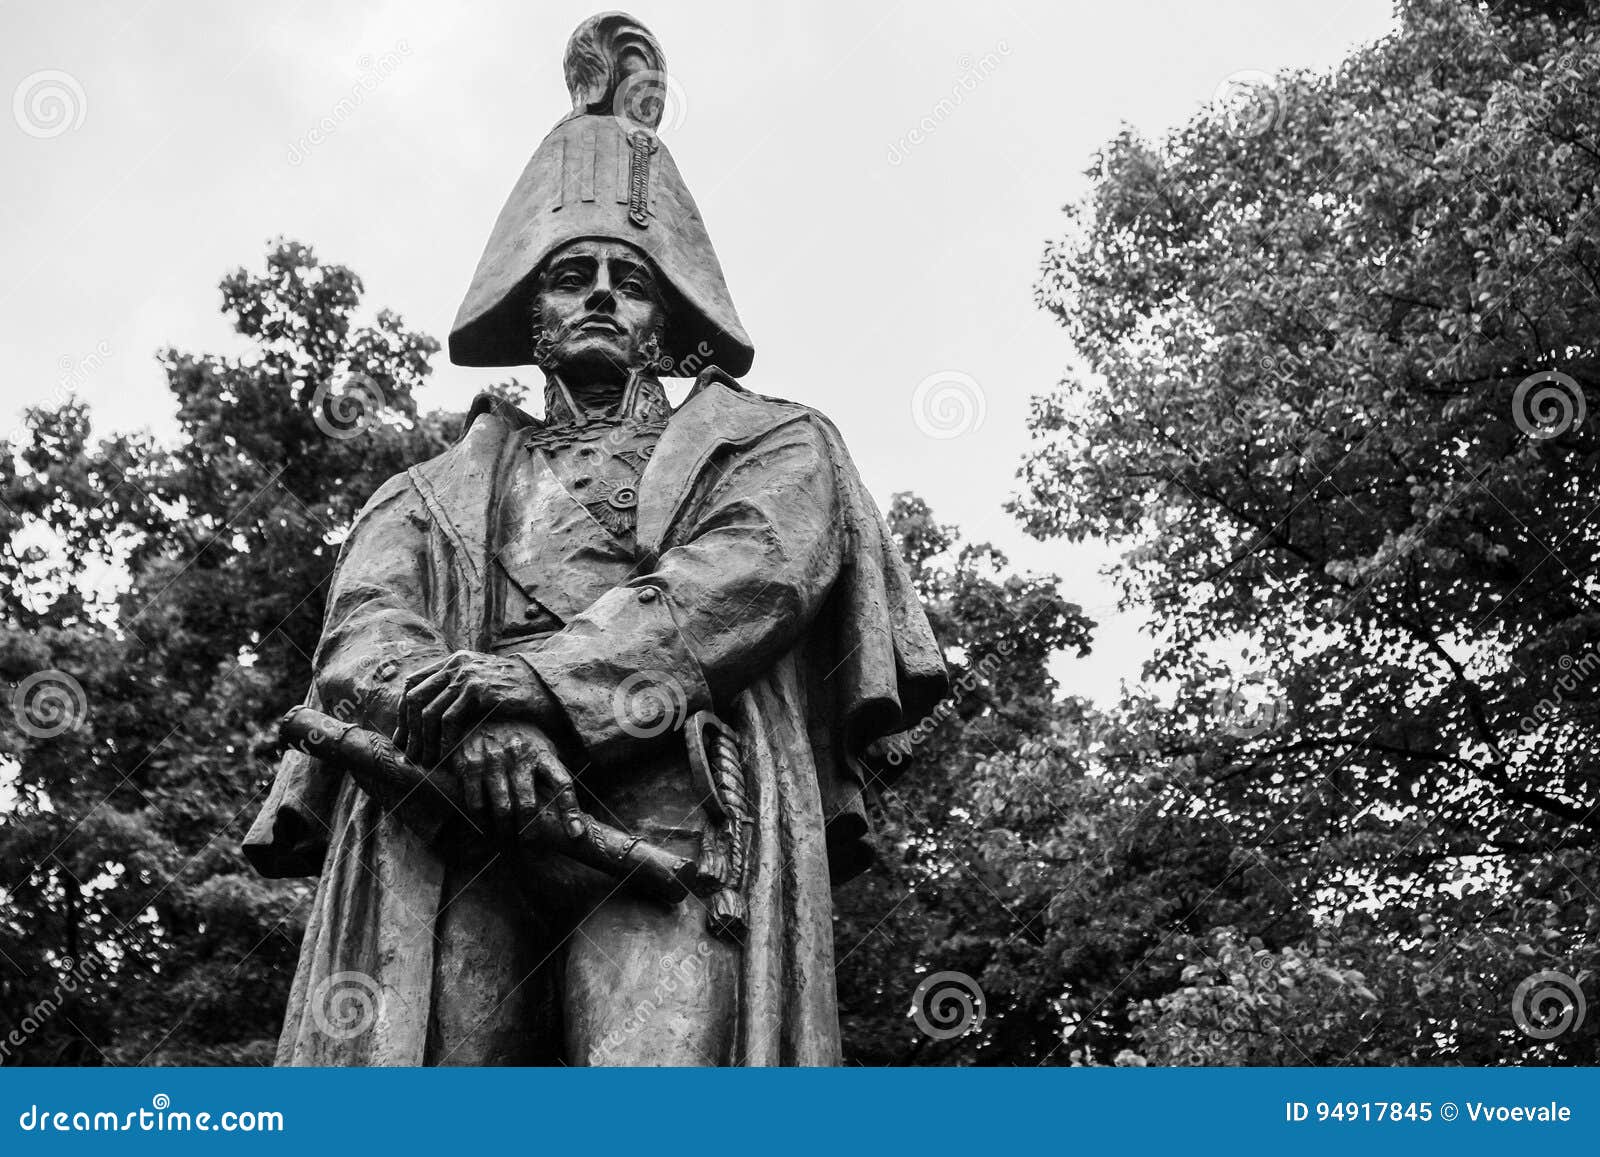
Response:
448,720,587,847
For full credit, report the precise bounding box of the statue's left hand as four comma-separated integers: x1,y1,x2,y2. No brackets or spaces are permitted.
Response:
393,650,553,768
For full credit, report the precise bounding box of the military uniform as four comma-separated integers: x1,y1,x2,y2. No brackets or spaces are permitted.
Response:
433,374,742,1066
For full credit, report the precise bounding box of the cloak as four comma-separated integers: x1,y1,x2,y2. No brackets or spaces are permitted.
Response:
243,369,946,1064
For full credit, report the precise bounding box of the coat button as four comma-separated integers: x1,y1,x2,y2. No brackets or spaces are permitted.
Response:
375,661,398,682
524,605,542,619
637,587,659,604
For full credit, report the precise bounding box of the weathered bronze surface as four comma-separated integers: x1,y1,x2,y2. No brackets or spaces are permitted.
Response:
244,11,945,1066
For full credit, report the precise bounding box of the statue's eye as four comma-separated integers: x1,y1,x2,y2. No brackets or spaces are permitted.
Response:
552,270,587,291
618,277,654,300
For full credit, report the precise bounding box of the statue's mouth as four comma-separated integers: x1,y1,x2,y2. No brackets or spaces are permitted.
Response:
573,316,623,335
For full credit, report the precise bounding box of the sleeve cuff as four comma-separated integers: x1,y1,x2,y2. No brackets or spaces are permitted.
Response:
517,583,712,765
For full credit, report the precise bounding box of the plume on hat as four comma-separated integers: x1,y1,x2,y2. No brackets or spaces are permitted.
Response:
562,12,666,125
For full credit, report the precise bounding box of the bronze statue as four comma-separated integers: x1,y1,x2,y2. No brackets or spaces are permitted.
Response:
244,12,945,1066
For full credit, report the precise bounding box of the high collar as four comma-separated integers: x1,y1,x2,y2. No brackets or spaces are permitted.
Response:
542,370,671,426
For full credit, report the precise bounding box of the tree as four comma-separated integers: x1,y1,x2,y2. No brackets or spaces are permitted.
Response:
0,241,461,1063
832,495,1097,1063
1012,0,1600,1063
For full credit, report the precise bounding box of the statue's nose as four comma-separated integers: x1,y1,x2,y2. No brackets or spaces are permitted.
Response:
585,274,617,314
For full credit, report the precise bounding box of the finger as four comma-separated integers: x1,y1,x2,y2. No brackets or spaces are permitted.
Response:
402,656,449,696
457,742,488,837
401,672,457,758
535,751,586,841
507,751,540,843
404,666,456,705
418,680,470,768
437,690,478,766
400,660,451,740
405,696,442,767
400,679,433,765
484,739,514,843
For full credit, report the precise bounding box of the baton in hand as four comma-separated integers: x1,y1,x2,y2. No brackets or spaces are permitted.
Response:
275,706,717,904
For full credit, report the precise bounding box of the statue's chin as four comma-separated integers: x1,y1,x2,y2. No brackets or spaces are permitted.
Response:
550,336,639,384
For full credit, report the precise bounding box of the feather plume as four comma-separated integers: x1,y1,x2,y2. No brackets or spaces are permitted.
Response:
562,12,668,127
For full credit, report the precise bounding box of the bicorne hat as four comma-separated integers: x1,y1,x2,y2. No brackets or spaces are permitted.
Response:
449,12,754,376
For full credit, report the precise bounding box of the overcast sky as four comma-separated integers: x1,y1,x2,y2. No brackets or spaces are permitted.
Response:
2,0,1396,699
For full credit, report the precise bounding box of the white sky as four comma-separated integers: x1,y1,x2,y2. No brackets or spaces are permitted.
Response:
1,0,1396,700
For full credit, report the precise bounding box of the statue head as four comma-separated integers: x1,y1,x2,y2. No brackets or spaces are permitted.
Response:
531,238,667,385
448,13,753,377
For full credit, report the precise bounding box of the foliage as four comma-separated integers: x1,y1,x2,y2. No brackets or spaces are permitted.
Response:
0,241,457,1063
1006,0,1600,1063
832,496,1098,1063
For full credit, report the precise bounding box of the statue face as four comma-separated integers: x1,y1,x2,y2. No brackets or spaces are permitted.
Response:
534,239,664,382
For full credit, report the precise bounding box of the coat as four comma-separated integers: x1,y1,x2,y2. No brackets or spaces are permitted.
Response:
243,369,946,1064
